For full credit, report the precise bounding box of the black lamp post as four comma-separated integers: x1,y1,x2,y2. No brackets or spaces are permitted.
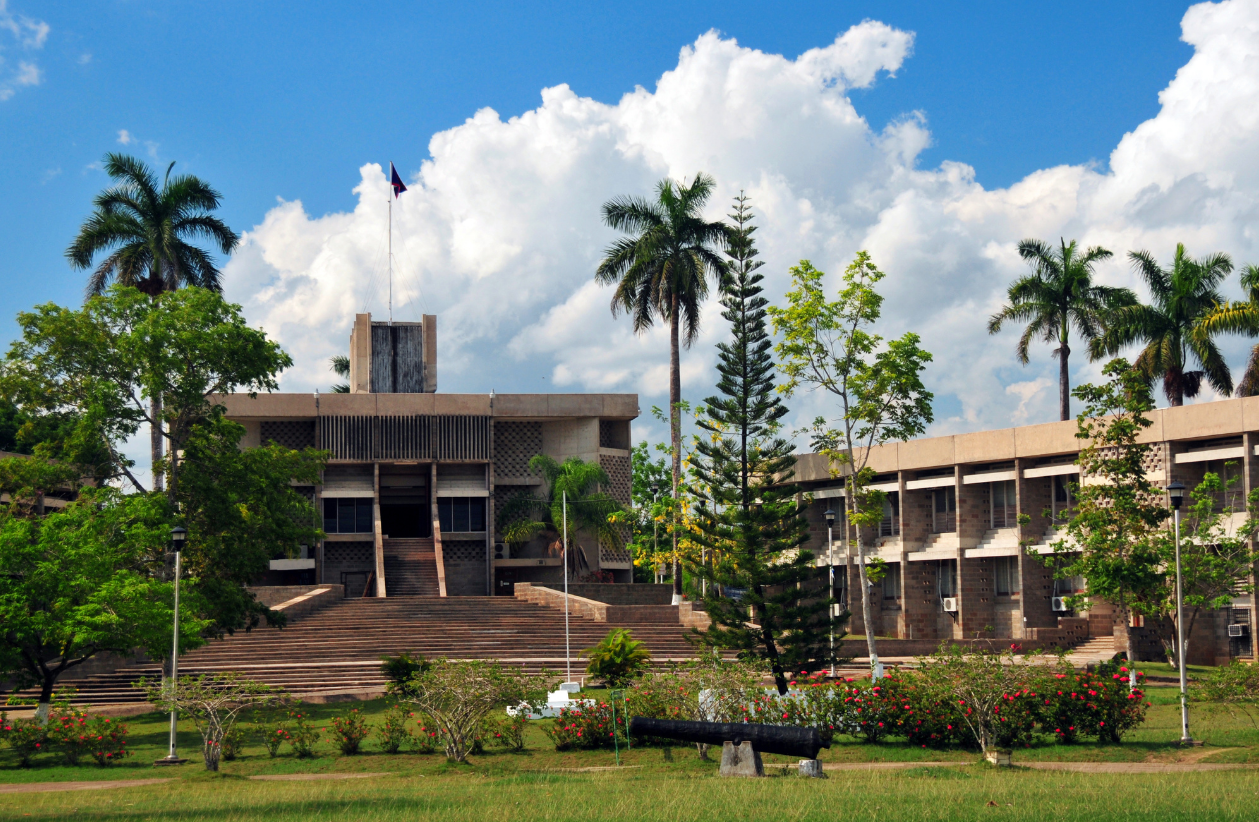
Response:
1165,480,1191,745
824,508,837,676
158,526,188,765
649,482,661,584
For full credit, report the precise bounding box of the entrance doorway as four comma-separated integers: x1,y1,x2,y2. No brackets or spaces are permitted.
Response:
379,465,431,539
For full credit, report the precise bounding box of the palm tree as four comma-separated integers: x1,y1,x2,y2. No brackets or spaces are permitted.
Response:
1091,244,1234,406
595,173,730,599
987,238,1134,420
498,455,624,577
330,355,350,393
1197,264,1259,396
66,153,240,490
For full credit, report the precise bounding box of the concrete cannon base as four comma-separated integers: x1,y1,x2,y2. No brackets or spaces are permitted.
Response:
720,741,764,777
798,759,826,778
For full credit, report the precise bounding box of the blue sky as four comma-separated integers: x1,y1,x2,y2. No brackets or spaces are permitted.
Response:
4,0,1254,452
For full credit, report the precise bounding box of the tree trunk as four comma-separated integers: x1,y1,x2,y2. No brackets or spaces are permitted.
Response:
35,675,55,724
670,298,682,601
852,496,880,676
151,392,165,493
1058,342,1071,422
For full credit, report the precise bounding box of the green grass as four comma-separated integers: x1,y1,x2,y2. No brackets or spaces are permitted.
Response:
2,697,1258,820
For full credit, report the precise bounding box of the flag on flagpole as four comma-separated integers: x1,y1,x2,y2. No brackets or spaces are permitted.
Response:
390,162,407,198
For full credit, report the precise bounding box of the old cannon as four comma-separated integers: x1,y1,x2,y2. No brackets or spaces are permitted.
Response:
628,718,829,777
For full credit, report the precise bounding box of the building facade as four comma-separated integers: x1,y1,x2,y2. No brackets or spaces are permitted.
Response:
796,399,1259,665
221,313,637,598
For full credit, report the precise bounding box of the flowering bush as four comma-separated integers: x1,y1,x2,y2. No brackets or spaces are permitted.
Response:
1042,663,1149,744
45,709,92,765
376,705,415,754
485,712,528,751
221,724,246,761
84,716,130,766
403,659,543,762
259,722,289,757
412,714,442,754
286,710,320,758
3,716,46,767
330,709,370,755
141,673,284,771
544,702,627,750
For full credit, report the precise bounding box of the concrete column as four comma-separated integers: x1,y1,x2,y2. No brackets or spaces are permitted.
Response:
1016,459,1056,636
1245,432,1259,662
373,462,386,597
957,466,994,638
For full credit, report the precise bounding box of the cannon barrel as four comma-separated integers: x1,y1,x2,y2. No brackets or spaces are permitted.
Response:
629,718,829,760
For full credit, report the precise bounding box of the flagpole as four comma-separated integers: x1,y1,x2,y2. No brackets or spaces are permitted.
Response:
388,167,393,325
563,490,571,684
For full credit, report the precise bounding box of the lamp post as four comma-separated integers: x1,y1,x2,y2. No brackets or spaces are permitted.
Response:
650,482,660,585
1166,480,1192,746
158,526,187,765
825,509,836,678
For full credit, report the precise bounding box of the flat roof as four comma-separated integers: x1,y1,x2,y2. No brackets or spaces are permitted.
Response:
213,392,639,420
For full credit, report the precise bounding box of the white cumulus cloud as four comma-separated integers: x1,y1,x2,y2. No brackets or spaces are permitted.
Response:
223,3,1259,444
0,1,47,102
117,129,132,145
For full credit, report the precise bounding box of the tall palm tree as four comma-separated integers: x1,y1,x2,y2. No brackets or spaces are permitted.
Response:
66,153,240,490
1198,264,1259,396
1091,244,1234,406
987,238,1134,421
595,173,730,600
498,455,624,577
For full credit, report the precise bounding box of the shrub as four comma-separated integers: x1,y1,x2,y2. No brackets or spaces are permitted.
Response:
583,628,651,688
544,702,626,751
259,723,289,758
140,673,285,771
3,717,46,767
485,712,528,751
1042,665,1148,744
221,724,246,761
382,652,430,697
84,716,130,766
45,708,92,765
412,715,441,754
376,705,415,754
286,710,320,758
403,659,543,762
330,709,370,755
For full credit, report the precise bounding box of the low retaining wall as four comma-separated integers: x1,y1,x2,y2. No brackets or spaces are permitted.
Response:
1025,617,1090,648
515,583,709,628
248,584,344,622
534,583,675,606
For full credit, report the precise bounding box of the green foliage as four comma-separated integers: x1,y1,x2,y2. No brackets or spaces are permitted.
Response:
330,708,370,755
623,441,672,580
0,456,83,516
484,712,528,751
330,355,351,393
375,704,416,754
403,659,544,762
221,724,246,761
84,715,131,766
1043,665,1150,745
286,708,321,758
0,398,113,481
259,722,288,758
382,651,431,697
768,253,933,668
2,716,47,766
1046,360,1168,642
0,487,208,713
583,628,651,687
44,707,92,765
544,702,627,751
1093,244,1235,405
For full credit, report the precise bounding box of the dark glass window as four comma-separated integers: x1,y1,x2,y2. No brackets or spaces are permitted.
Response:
323,498,374,533
438,497,487,532
355,499,373,533
323,498,338,533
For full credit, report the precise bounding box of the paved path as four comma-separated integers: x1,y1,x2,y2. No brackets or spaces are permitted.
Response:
821,759,1256,773
0,779,173,795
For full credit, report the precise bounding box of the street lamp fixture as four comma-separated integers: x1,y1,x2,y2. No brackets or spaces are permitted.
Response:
1165,480,1192,746
157,526,188,765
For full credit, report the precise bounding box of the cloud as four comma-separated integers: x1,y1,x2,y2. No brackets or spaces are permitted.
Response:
40,166,60,184
223,3,1259,447
0,1,47,102
117,129,132,145
78,52,91,65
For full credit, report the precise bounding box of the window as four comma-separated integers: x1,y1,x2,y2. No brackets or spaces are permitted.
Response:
991,480,1017,528
438,497,487,533
882,563,901,602
879,494,900,537
323,498,374,534
995,556,1021,596
932,487,956,533
937,560,956,597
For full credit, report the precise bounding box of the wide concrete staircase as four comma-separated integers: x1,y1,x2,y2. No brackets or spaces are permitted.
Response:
1068,634,1117,665
382,538,440,596
42,596,700,706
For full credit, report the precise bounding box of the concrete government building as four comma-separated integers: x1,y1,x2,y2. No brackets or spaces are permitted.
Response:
795,399,1259,665
220,313,637,599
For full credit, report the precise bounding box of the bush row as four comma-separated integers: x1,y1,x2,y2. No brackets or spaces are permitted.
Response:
0,709,130,767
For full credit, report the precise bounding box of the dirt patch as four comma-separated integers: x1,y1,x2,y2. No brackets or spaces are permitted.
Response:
0,778,172,795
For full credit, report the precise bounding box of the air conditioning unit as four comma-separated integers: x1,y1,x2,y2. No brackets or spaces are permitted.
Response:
1229,624,1250,638
941,597,958,613
1051,596,1069,612
493,542,510,560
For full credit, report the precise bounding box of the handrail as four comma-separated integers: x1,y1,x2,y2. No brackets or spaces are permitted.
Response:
432,518,448,597
361,570,375,598
373,499,387,597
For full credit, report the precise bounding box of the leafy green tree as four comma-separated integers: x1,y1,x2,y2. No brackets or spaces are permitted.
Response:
583,628,651,687
690,195,831,694
1,286,291,500
0,456,82,517
768,252,933,675
0,488,208,721
66,153,240,490
498,455,623,576
1047,360,1167,659
330,355,351,393
987,238,1134,420
595,173,730,598
1091,244,1233,406
623,441,671,582
0,398,114,483
1133,469,1259,665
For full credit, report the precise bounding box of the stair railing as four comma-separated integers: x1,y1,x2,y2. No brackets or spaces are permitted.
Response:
362,570,376,598
432,517,448,597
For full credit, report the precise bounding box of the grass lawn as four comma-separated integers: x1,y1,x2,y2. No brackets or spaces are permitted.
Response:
2,695,1258,820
